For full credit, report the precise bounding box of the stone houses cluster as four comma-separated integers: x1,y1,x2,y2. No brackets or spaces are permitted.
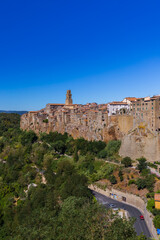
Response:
20,90,160,144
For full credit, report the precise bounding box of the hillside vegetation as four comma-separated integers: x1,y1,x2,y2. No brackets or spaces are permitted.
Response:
0,113,146,239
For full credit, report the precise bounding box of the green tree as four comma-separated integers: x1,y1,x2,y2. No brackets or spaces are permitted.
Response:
53,140,66,154
121,157,132,167
137,157,147,172
147,199,155,212
136,178,146,190
20,130,38,146
105,140,121,157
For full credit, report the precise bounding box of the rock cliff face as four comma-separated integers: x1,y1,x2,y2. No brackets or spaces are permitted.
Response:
20,103,133,143
119,124,160,162
20,90,160,162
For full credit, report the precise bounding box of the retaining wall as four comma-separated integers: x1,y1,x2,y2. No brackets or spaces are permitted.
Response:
89,185,158,240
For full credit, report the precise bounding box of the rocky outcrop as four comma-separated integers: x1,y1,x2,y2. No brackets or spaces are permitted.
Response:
119,124,160,162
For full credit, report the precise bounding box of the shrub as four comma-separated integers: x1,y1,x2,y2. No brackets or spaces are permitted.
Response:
109,175,117,184
118,170,123,181
137,157,147,172
141,169,151,176
98,149,107,158
136,178,146,190
146,192,155,199
147,199,155,212
153,215,160,229
128,179,136,185
105,140,121,157
121,157,132,167
148,162,158,169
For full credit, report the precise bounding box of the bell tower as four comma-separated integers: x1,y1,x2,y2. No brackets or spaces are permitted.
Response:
65,90,73,105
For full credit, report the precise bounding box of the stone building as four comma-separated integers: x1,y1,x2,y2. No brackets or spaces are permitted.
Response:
65,90,73,105
21,90,132,143
131,96,160,132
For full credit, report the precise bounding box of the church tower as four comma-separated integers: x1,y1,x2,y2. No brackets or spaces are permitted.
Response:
65,90,73,105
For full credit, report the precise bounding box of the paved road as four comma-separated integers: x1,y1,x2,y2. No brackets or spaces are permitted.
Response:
92,190,152,239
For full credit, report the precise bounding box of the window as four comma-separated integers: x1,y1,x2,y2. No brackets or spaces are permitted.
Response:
152,107,154,110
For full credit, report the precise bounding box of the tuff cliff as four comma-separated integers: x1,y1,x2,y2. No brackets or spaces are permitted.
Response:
21,91,160,162
20,103,133,143
119,124,160,162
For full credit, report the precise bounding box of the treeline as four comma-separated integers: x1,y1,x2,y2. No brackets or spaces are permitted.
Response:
0,113,146,239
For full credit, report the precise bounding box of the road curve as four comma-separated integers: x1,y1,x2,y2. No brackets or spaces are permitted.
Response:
92,190,152,239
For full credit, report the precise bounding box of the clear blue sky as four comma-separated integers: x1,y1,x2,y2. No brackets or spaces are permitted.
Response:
0,0,160,110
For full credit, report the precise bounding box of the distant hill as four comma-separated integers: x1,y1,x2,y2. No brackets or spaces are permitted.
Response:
0,110,28,115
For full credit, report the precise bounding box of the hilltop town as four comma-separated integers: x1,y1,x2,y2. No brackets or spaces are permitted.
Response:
21,90,160,162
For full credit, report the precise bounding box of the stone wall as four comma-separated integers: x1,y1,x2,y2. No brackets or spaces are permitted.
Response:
119,127,160,162
89,185,158,239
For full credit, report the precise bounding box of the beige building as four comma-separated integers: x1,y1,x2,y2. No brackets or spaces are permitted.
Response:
131,96,160,132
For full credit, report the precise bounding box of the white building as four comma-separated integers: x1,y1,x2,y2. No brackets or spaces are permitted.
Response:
107,101,130,116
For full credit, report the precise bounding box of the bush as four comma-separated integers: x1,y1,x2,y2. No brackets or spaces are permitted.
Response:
98,149,107,158
20,130,38,146
136,178,146,190
109,175,117,184
105,140,121,157
145,174,155,192
148,162,158,169
146,192,155,199
52,140,66,154
128,179,136,185
137,157,147,172
141,169,151,176
147,199,155,212
153,215,160,229
118,170,123,181
121,157,132,167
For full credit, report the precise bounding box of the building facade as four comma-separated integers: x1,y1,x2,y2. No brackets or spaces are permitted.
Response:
131,96,160,132
107,101,130,116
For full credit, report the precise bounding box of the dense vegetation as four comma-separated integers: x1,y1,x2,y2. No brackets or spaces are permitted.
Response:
0,113,146,239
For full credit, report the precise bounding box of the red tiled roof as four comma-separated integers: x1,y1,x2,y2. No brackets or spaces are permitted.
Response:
109,101,128,105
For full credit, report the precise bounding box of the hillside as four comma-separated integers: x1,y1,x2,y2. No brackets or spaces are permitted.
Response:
0,113,146,240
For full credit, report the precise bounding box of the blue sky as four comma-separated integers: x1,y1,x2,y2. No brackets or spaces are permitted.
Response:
0,0,160,110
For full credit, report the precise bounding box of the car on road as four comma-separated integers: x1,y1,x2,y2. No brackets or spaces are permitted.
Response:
140,215,144,220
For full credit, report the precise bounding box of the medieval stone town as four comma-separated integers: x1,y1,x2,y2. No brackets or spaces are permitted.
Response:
21,90,160,162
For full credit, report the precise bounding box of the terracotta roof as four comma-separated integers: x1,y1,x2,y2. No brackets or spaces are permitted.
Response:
125,97,137,102
109,102,128,105
155,193,160,201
